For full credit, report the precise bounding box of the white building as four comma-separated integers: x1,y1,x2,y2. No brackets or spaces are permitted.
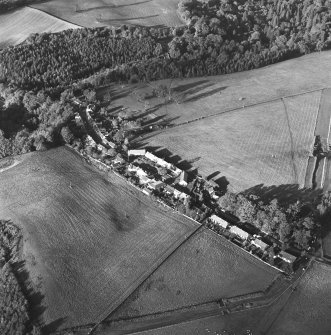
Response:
179,171,188,186
251,238,269,251
276,252,296,264
145,152,172,169
210,215,229,229
230,226,249,240
128,149,146,157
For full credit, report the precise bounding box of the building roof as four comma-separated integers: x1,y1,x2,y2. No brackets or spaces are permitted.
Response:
229,226,249,239
165,185,175,194
128,149,146,156
179,171,188,184
149,181,165,189
277,251,297,263
252,238,269,250
210,215,229,228
139,175,152,184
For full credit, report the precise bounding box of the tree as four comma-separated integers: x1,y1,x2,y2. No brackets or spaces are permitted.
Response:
61,126,74,144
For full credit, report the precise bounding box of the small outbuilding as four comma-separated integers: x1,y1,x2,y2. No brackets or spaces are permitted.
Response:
276,251,297,264
251,238,269,251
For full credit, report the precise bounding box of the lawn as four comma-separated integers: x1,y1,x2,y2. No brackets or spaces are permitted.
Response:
138,90,320,192
99,50,331,125
109,228,278,320
0,7,79,49
265,261,331,335
0,146,199,330
31,0,183,28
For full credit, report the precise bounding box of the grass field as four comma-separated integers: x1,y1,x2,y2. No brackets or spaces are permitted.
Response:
132,308,268,335
0,7,79,49
264,261,331,335
139,91,320,192
31,0,183,28
110,228,278,320
0,146,199,330
101,51,331,125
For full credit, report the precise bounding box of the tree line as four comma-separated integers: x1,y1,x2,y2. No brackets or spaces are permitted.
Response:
0,220,41,335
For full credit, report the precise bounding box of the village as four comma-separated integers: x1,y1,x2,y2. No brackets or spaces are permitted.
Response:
71,103,303,276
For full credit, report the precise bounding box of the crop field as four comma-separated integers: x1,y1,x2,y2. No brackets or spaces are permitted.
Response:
100,51,331,125
0,146,199,330
31,0,183,28
110,228,278,320
0,7,79,49
140,91,320,192
265,262,331,335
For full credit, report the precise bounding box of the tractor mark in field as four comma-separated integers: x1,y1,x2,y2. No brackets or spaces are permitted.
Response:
281,98,298,184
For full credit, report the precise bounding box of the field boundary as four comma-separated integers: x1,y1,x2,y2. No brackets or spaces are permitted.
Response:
26,5,84,28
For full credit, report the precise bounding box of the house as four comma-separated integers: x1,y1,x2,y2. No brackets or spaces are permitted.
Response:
251,238,269,251
164,185,176,195
145,152,172,169
229,226,249,240
113,155,125,165
128,149,146,157
179,171,188,186
148,181,165,190
139,175,153,185
210,215,229,229
74,114,81,122
179,192,189,200
276,251,297,264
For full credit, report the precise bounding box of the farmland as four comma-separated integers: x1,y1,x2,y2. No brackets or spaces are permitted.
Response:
139,91,320,192
31,0,183,28
0,146,199,330
264,261,331,335
109,228,278,320
100,51,331,125
0,7,79,49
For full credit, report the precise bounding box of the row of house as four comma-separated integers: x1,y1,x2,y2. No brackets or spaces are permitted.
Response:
210,215,296,264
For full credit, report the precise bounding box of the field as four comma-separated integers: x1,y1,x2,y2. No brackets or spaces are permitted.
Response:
110,228,278,320
138,91,320,192
0,7,79,49
101,51,331,125
31,0,183,28
265,261,331,335
0,146,199,330
131,308,268,335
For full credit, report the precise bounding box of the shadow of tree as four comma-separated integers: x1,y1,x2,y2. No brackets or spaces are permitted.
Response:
76,0,153,13
12,259,66,334
242,183,323,205
183,86,227,103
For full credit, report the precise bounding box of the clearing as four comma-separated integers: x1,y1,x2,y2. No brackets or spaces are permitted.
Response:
0,146,199,330
0,7,79,49
262,261,331,335
139,91,320,192
109,228,278,321
31,0,183,28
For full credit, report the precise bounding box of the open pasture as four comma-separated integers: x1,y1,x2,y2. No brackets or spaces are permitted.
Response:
31,0,183,28
265,261,331,335
110,228,278,320
100,51,331,125
0,7,79,49
0,146,198,330
140,91,320,192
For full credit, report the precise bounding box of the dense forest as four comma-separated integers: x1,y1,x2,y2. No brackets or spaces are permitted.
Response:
1,0,331,91
0,220,41,335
